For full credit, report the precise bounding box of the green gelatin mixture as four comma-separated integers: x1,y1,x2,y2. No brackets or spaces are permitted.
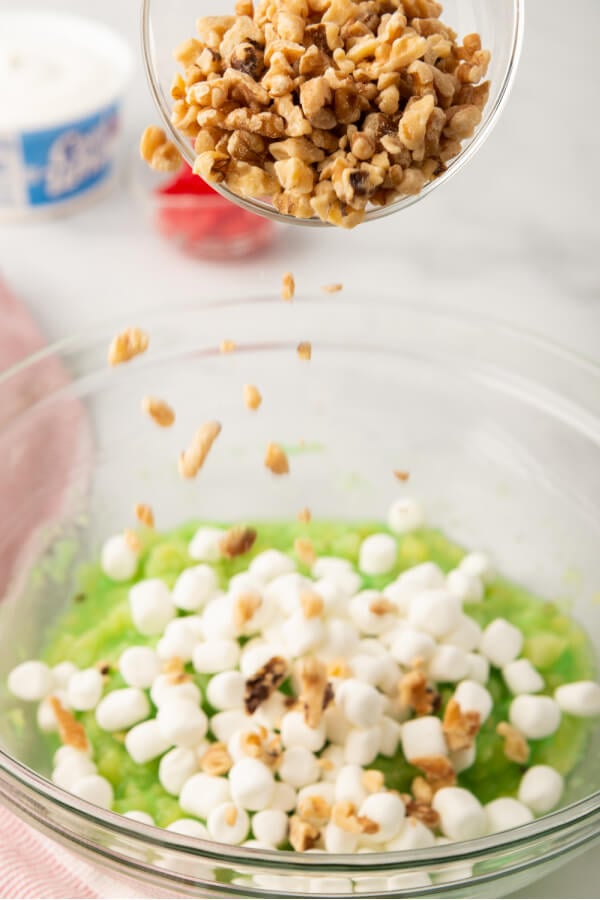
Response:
41,522,596,827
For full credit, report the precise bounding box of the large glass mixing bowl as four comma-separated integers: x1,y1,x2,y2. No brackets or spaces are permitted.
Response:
0,297,598,897
141,0,524,226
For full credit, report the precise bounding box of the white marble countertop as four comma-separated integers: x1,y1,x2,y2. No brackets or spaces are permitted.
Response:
1,0,599,895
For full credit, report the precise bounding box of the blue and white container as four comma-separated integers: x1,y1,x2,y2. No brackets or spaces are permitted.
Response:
0,11,133,219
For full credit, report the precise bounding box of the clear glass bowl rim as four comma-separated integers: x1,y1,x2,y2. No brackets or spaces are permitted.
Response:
140,0,525,227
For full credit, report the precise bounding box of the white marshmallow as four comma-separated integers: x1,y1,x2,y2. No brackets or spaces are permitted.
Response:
387,873,432,890
125,718,172,764
280,710,326,752
323,706,352,745
189,527,225,562
150,674,201,708
249,549,296,583
157,618,199,663
227,724,266,762
358,792,405,843
433,787,486,841
509,695,561,740
450,743,476,773
518,765,564,815
193,639,240,674
180,773,231,818
96,688,150,732
201,594,236,641
503,659,544,695
445,615,483,652
264,573,313,616
101,534,138,581
252,809,289,847
211,710,248,743
52,756,97,791
207,671,245,711
390,628,436,666
349,590,396,636
66,667,104,711
334,765,367,807
358,534,397,576
172,564,219,611
229,758,275,811
159,746,197,796
129,579,175,636
446,569,483,604
381,580,413,616
281,611,324,658
52,662,78,689
409,590,462,639
453,680,493,723
8,660,54,702
324,822,359,853
320,619,360,661
428,645,469,683
555,681,600,717
124,811,154,825
240,641,282,677
397,561,445,593
312,556,353,579
157,698,208,746
53,744,93,766
336,679,385,729
459,552,493,584
229,572,265,596
119,646,161,689
479,618,523,668
379,716,403,757
344,726,381,766
71,774,114,809
484,797,534,834
184,615,205,638
251,691,288,731
347,654,391,690
297,782,335,807
208,803,250,844
386,817,436,850
401,716,448,762
278,746,320,788
271,781,297,812
387,498,425,534
465,653,490,685
167,818,209,838
37,690,69,733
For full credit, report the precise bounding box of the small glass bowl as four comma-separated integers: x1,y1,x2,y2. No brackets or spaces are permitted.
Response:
141,0,524,227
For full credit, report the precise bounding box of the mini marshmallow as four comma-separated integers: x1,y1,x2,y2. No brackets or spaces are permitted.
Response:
503,659,545,695
207,670,245,711
124,811,155,825
172,564,219,611
278,747,320,788
379,716,403,757
555,681,600,717
347,654,388,689
509,695,561,740
157,618,198,663
390,627,436,666
53,744,93,766
312,557,362,596
465,653,490,685
158,746,197,796
52,755,97,791
387,873,432,890
229,758,275,811
336,679,385,729
324,822,359,853
319,618,360,661
71,774,114,809
445,615,483,652
227,724,267,762
324,706,352,745
264,573,313,616
125,718,172,764
129,579,175,636
387,498,425,534
119,646,161,689
189,527,225,562
484,797,534,834
66,667,104,711
251,691,288,731
52,662,78,689
249,549,296,583
252,809,289,847
344,726,381,766
381,580,413,616
334,765,368,808
397,561,445,593
201,594,236,641
271,781,297,812
428,645,469,683
401,716,448,763
281,610,324,658
280,710,326,752
211,709,248,743
229,572,265,596
37,691,69,733
297,782,336,807
358,534,397,576
96,688,150,732
450,743,476,773
150,675,202,708
180,773,231,819
167,818,209,838
8,660,54,702
386,817,436,850
208,803,250,844
349,590,396,636
193,639,240,674
479,618,523,668
453,680,493,723
433,787,486,841
446,569,483,604
101,534,138,581
518,765,564,815
240,641,283,678
358,792,405,843
409,590,462,639
157,698,208,746
459,552,493,583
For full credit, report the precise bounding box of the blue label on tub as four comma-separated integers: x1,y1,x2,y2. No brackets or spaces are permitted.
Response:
20,104,119,206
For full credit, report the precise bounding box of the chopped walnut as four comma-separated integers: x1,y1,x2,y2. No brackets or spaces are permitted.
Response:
297,506,312,523
412,755,456,792
220,526,257,559
220,339,237,353
244,656,287,713
289,815,320,851
49,696,89,752
297,341,312,361
141,396,175,428
264,442,290,475
162,656,187,682
442,698,481,751
233,591,262,630
393,470,410,482
411,775,434,805
399,667,440,716
300,590,324,619
179,421,221,478
331,801,379,835
140,126,182,172
108,327,149,366
281,271,295,300
321,283,343,293
405,804,440,829
243,384,263,410
134,503,155,529
239,729,283,769
369,596,394,616
297,794,332,826
297,657,333,728
124,530,141,553
295,538,316,567
362,769,385,794
200,742,233,776
327,658,353,679
497,721,530,765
